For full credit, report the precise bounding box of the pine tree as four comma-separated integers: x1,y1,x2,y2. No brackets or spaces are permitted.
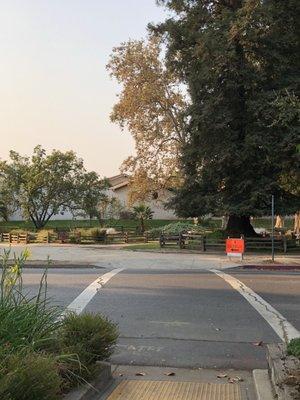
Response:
154,0,300,236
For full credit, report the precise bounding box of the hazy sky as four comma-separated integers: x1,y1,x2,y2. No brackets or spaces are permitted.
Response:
0,0,168,177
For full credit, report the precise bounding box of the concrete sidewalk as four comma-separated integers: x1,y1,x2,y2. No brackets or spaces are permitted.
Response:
0,243,298,271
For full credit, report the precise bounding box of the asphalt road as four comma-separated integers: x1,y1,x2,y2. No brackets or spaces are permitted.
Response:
20,265,300,371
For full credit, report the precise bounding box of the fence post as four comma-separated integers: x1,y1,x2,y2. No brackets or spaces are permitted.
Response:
179,233,185,249
283,236,287,253
159,233,164,248
202,235,206,252
124,232,128,243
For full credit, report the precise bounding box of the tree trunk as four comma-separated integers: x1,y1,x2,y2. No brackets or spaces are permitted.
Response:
221,215,229,230
226,215,258,237
140,217,145,234
294,211,300,235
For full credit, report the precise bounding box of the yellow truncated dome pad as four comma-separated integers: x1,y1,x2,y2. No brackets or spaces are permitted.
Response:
107,380,242,400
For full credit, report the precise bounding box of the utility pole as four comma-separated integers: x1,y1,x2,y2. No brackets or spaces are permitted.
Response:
271,195,275,262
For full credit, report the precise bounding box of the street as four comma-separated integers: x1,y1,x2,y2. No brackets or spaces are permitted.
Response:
19,259,300,371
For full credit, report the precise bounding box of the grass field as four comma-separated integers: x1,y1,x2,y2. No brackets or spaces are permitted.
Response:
0,216,294,232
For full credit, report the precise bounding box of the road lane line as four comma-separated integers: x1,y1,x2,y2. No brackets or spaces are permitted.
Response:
63,268,124,315
211,269,300,343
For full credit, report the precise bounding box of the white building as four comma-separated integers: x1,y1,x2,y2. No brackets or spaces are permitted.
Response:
108,174,177,220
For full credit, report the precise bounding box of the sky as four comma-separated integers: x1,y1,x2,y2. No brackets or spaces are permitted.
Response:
0,0,168,177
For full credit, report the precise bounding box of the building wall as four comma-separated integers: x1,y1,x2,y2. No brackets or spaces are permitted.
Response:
109,186,177,220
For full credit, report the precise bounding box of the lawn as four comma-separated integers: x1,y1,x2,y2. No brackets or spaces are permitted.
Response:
0,216,294,232
124,242,161,251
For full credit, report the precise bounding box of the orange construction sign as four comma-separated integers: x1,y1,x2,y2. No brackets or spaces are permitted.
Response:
226,238,245,255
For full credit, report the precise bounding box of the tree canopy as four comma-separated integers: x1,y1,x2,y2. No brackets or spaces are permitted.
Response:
0,146,107,228
74,172,110,222
107,36,188,203
154,0,300,235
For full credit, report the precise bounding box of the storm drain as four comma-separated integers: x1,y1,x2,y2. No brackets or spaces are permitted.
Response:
107,380,242,400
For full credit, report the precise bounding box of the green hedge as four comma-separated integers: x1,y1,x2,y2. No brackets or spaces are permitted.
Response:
287,338,300,358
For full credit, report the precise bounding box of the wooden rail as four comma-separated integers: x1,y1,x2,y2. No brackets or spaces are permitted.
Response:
159,233,298,253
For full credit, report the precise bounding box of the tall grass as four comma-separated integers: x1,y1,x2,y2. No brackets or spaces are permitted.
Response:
0,249,62,354
0,249,118,399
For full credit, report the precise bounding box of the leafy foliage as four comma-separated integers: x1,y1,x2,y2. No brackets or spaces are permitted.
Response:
0,249,62,353
0,146,108,229
287,338,300,359
74,172,110,222
133,204,154,233
0,250,119,396
0,174,17,221
0,352,61,400
61,313,118,365
155,0,300,227
149,221,199,236
107,36,188,202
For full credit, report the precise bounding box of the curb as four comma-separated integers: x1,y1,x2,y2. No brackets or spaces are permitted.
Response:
242,264,300,271
267,344,300,400
64,362,113,400
253,369,274,400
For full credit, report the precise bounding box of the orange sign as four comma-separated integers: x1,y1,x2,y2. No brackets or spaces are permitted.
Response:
226,238,245,254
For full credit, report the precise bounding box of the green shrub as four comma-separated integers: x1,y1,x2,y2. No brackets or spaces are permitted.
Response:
206,230,226,239
61,313,118,364
0,352,61,400
0,250,119,394
287,338,300,358
149,221,203,236
59,313,118,384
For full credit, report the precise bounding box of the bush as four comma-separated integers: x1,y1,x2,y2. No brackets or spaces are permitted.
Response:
0,352,61,400
206,229,226,239
72,228,106,239
149,221,203,236
59,313,118,385
287,338,300,358
0,250,119,395
61,313,118,365
7,229,29,235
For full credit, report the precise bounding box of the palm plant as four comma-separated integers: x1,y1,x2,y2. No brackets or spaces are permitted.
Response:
133,204,153,233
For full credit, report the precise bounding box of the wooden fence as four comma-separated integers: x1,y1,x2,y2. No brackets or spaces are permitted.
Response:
1,230,298,253
159,233,298,253
0,231,150,245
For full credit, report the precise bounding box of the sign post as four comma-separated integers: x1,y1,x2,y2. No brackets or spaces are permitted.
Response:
271,195,275,263
226,237,245,260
